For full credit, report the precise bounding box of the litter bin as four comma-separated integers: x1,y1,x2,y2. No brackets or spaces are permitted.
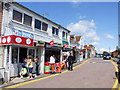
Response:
44,62,50,74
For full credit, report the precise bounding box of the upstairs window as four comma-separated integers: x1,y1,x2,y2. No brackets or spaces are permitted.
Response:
52,27,55,34
66,33,68,39
13,10,22,23
35,19,41,30
23,14,32,26
52,27,59,36
42,22,48,31
62,31,65,38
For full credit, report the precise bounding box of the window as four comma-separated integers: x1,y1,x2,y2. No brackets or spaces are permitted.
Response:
29,49,35,59
62,31,65,38
52,27,55,34
23,14,32,26
35,19,41,29
52,27,59,36
13,10,22,23
66,33,68,39
12,47,18,64
56,29,59,35
42,22,48,31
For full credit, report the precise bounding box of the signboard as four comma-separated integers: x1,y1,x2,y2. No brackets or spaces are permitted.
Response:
49,40,54,46
13,30,34,39
36,41,45,46
0,35,34,46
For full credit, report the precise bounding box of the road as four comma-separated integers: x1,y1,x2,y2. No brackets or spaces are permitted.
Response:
8,58,116,88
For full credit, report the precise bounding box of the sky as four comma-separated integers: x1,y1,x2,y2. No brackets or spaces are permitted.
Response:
18,2,118,53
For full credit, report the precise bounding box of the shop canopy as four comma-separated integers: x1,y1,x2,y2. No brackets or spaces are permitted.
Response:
0,35,34,46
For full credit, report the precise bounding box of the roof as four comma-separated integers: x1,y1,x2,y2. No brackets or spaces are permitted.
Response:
12,2,71,33
75,36,81,42
70,35,75,41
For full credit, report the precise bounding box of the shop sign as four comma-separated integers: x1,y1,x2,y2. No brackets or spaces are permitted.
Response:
54,42,62,47
49,40,54,46
0,35,34,46
36,41,45,46
13,30,34,39
64,44,68,48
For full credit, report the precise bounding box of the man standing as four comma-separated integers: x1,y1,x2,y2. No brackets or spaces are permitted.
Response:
68,53,74,71
50,54,55,74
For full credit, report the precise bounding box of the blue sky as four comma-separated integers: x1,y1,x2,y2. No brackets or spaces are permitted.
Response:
19,2,118,53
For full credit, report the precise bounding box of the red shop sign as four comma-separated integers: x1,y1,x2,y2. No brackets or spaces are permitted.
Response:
64,44,68,48
0,35,34,46
49,40,54,46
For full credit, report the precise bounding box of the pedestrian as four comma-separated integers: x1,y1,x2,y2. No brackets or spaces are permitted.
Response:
20,64,27,79
27,55,34,79
34,56,39,77
24,57,29,76
68,53,74,71
50,54,55,74
117,59,120,83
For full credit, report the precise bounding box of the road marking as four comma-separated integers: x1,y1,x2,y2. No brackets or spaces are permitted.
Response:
110,60,118,89
5,58,92,88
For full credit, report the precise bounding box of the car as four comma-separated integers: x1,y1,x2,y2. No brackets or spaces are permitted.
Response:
103,53,111,60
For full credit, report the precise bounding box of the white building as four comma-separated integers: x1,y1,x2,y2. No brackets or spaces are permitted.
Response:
70,35,83,62
0,2,70,82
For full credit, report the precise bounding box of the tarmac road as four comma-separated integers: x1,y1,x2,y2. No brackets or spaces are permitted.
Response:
9,58,116,88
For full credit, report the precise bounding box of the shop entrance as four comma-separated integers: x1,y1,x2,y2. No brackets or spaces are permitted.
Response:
19,47,27,63
45,48,61,62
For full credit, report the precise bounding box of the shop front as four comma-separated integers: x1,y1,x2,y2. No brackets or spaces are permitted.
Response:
45,41,62,63
0,35,35,77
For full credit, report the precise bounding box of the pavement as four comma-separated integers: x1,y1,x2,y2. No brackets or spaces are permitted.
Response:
2,58,117,88
0,58,85,88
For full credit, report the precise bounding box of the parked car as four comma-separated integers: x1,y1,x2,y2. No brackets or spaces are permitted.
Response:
103,53,111,60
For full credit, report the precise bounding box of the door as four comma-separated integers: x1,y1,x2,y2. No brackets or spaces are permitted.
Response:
18,47,27,75
10,47,19,77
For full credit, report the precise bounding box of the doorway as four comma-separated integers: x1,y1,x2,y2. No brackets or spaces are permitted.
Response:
19,47,27,63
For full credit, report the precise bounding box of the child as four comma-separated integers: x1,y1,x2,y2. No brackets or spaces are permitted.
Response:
20,65,27,79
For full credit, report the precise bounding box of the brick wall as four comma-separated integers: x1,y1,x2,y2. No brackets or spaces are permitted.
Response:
0,3,3,36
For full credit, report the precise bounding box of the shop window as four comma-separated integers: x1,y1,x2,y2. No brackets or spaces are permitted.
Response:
28,49,35,59
42,22,48,31
62,31,65,38
13,10,22,23
35,19,41,30
52,27,59,36
23,14,32,26
12,47,18,64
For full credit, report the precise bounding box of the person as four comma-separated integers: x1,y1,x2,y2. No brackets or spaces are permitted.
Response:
49,54,55,74
59,58,66,71
20,65,27,79
68,53,74,71
34,56,39,77
117,59,120,83
27,55,34,79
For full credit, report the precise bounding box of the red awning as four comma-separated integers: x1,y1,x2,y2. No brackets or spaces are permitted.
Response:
0,35,34,46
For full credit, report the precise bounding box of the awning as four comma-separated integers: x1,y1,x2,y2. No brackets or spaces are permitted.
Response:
0,35,34,46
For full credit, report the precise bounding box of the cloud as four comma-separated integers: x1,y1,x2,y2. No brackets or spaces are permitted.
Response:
97,48,115,53
67,19,100,44
105,34,114,39
92,42,99,46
